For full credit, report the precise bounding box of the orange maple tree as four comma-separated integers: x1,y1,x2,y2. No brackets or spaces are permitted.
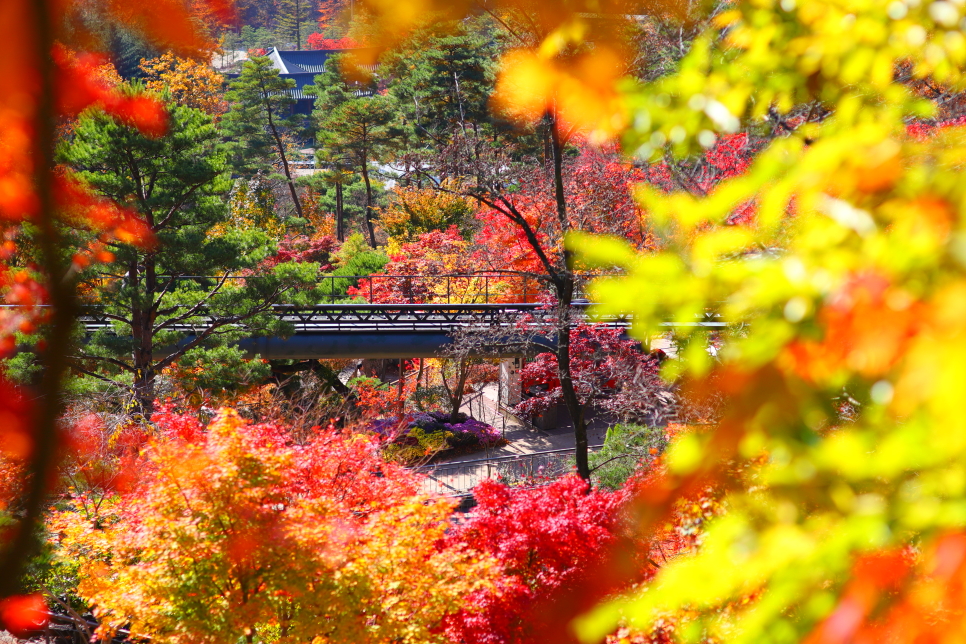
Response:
53,408,499,644
140,51,228,116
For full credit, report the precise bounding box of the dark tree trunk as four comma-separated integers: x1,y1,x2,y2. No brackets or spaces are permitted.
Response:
260,75,304,219
555,286,588,479
133,367,156,418
361,162,377,248
450,363,469,423
335,180,345,241
397,359,405,415
441,358,470,423
549,114,590,480
131,255,157,417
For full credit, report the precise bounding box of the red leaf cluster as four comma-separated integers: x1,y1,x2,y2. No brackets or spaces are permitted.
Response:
906,115,966,140
475,146,654,276
444,476,629,644
353,226,488,303
259,234,338,271
516,324,660,421
307,35,359,50
642,133,763,225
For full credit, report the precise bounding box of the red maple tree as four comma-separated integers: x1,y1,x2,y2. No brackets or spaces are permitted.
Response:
474,145,655,276
352,226,496,303
516,323,668,424
443,475,631,644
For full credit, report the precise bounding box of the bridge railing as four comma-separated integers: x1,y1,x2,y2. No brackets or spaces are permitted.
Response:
78,272,615,305
413,445,604,497
67,302,639,333
341,272,551,304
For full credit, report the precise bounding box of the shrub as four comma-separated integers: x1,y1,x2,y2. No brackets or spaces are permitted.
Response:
367,412,501,462
445,417,501,447
50,409,498,644
589,424,668,491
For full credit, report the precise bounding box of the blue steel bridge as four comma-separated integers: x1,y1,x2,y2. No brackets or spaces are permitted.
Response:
77,302,627,359
68,274,723,359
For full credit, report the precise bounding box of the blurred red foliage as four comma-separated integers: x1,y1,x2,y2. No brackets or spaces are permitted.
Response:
0,0,232,606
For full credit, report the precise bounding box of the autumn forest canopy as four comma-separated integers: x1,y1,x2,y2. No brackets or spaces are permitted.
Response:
4,0,966,642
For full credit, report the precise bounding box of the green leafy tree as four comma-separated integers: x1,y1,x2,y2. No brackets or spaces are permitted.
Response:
325,233,389,300
60,97,319,415
237,24,276,51
222,55,306,219
311,55,408,247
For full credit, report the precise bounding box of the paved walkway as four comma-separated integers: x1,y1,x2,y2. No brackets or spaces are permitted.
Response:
444,383,612,461
418,384,613,496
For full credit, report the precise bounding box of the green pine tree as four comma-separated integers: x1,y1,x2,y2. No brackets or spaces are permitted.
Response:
60,95,320,415
386,19,499,149
310,55,408,247
274,0,313,50
222,55,307,219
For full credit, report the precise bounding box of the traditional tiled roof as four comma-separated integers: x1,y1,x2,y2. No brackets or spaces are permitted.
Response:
228,49,378,115
284,72,320,100
266,47,379,74
267,48,336,74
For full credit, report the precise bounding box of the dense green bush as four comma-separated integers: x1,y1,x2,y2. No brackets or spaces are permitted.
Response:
589,423,667,490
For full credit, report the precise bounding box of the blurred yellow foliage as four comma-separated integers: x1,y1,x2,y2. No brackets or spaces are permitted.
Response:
563,0,966,641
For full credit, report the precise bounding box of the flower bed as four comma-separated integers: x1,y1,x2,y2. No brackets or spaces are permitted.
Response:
369,412,504,465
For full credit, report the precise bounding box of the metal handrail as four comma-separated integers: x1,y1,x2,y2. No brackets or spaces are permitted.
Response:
77,272,617,304
65,303,635,334
6,303,729,335
413,445,605,473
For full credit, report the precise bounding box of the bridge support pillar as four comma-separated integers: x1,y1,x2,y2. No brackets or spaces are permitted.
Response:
499,358,522,407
